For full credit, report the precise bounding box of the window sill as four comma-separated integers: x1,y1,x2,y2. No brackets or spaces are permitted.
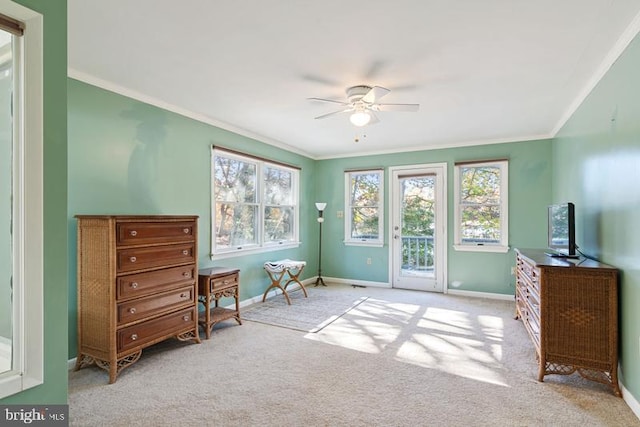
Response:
211,242,301,260
344,240,384,248
453,244,509,253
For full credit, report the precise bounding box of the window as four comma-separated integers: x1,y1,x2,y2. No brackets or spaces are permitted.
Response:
453,160,508,253
344,169,384,246
0,1,44,399
211,148,299,257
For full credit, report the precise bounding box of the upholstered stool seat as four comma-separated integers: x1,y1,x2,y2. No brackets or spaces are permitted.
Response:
262,259,307,305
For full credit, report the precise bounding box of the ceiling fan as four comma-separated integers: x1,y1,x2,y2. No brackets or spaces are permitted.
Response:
308,85,419,127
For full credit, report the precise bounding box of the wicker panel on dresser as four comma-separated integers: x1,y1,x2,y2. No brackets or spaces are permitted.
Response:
514,248,620,396
74,215,201,383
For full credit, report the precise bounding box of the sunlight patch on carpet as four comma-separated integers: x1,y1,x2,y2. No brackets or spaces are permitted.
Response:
305,297,418,353
308,297,509,387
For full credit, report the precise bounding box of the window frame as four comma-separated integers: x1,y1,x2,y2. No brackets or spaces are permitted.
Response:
211,148,300,259
344,169,384,247
453,159,509,253
0,0,44,399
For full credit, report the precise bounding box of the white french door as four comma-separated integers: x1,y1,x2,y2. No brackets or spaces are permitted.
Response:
390,164,446,292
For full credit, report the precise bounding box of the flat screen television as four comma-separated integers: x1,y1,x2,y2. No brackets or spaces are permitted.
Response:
547,202,577,257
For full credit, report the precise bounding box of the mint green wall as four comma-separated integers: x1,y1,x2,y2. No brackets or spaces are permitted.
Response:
553,33,640,400
67,79,318,358
0,0,68,405
317,140,552,294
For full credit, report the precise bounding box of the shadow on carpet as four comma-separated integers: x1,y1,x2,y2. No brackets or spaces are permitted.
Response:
242,286,368,333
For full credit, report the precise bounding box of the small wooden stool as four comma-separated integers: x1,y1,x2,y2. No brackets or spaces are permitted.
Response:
262,259,307,305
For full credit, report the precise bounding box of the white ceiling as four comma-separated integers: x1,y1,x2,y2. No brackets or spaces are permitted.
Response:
68,1,640,159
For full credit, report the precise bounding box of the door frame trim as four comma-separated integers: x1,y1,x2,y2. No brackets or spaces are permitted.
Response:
388,163,448,293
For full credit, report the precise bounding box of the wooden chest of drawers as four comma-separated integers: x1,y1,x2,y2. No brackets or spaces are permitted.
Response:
515,248,619,395
74,215,201,383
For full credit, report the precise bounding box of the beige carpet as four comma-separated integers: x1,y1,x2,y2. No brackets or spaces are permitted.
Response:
68,284,640,427
242,286,368,332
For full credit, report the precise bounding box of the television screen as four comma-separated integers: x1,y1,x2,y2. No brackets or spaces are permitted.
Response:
547,202,576,256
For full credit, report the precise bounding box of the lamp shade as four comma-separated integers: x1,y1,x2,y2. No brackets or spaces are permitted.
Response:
315,202,327,211
350,111,371,127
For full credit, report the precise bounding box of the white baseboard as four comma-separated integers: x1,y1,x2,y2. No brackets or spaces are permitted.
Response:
321,276,391,288
621,379,640,421
315,276,517,301
446,288,515,301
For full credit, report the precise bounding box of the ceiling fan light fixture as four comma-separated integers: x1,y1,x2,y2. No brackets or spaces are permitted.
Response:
350,110,371,127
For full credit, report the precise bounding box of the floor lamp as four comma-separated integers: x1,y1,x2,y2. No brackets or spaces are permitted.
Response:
315,202,327,287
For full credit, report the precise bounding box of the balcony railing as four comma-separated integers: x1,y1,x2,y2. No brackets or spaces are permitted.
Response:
401,235,434,271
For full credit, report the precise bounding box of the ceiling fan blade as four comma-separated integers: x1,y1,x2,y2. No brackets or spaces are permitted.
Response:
307,97,350,106
368,111,380,125
314,108,353,120
361,86,390,103
375,103,420,112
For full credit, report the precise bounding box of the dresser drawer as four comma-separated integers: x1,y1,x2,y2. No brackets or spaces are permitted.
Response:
117,286,195,325
518,259,540,293
199,272,239,294
117,221,196,246
117,265,195,300
117,243,195,273
117,307,196,352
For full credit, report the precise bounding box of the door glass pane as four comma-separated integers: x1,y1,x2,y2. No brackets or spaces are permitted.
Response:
400,176,435,277
0,29,13,374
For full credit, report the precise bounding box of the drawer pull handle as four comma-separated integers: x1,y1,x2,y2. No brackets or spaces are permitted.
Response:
130,282,138,289
129,307,137,314
183,228,190,234
130,256,137,263
182,315,190,322
223,280,230,285
183,272,191,278
130,230,137,237
131,333,138,341
182,250,189,256
180,293,188,298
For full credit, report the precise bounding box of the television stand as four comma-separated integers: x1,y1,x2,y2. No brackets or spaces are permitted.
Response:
544,252,579,259
514,248,620,396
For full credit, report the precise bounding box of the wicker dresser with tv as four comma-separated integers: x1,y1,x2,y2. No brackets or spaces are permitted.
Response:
74,215,201,383
514,248,620,396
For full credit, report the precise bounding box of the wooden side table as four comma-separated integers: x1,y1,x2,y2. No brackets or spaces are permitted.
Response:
197,267,242,339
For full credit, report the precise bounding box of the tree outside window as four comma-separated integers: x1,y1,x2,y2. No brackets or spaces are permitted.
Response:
263,166,294,243
454,160,509,252
345,170,383,246
401,176,435,269
212,149,298,256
